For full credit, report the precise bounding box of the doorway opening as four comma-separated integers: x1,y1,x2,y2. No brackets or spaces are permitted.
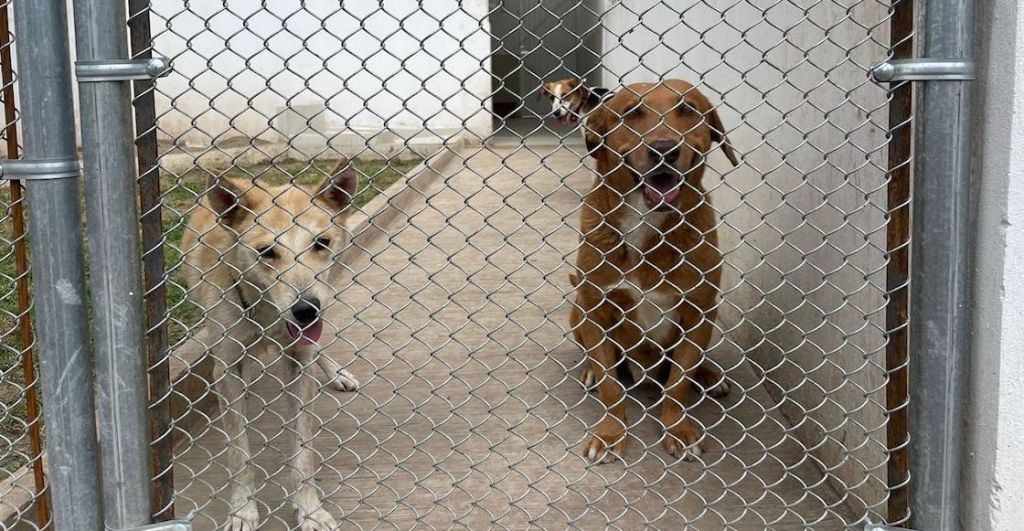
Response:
488,0,602,139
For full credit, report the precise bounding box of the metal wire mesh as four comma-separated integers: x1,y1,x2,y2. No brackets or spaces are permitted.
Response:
138,0,904,528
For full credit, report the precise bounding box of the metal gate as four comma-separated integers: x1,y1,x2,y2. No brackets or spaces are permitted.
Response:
0,0,974,529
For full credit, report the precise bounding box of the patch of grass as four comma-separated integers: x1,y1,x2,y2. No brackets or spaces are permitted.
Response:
0,187,37,473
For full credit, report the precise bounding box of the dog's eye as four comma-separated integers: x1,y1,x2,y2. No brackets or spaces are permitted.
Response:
314,237,331,252
677,103,696,115
256,245,277,260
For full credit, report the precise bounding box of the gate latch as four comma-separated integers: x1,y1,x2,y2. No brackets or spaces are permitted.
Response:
871,58,974,83
76,57,172,82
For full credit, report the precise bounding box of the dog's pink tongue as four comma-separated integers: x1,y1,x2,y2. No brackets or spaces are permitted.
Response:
644,182,681,206
287,320,323,346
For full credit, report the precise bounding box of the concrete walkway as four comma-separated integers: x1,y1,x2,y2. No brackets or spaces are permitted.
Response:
173,141,850,530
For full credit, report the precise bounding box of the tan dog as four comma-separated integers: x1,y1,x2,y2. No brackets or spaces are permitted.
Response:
569,80,739,463
181,160,359,530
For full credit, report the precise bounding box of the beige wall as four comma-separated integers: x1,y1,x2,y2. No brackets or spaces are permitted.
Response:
600,0,892,519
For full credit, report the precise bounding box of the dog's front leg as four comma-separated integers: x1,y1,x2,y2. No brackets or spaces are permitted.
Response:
578,317,629,464
288,347,339,530
210,337,260,531
660,317,714,462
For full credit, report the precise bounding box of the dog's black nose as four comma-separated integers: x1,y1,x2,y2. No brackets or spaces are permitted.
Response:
291,297,320,326
648,140,680,164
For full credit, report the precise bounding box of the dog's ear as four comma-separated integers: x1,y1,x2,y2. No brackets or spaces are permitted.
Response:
584,105,611,158
204,170,249,226
707,107,739,167
316,158,358,215
538,83,553,101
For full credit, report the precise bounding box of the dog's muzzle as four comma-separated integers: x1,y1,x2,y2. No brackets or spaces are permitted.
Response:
287,296,323,345
553,107,576,125
637,140,685,212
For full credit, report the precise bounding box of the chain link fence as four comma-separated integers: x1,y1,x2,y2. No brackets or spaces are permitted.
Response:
0,0,914,528
139,0,907,529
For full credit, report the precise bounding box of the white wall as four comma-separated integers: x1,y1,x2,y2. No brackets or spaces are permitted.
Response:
148,0,492,159
601,0,891,519
962,0,1024,526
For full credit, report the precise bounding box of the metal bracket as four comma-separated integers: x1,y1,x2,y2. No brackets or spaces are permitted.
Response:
871,58,974,82
124,520,192,531
76,57,171,82
0,157,80,180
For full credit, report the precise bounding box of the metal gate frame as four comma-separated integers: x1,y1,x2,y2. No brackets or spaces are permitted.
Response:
0,0,976,527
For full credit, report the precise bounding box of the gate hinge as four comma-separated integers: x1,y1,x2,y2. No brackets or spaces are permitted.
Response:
871,58,974,82
124,520,192,531
0,157,80,180
76,57,172,82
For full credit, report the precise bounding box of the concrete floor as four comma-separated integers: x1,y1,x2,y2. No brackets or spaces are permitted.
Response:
172,140,854,530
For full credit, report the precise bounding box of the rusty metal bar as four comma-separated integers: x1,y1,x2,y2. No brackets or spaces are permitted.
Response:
128,0,174,520
884,0,913,523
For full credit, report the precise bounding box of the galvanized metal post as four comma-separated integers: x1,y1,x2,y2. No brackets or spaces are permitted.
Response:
73,0,154,527
908,0,975,526
9,0,104,529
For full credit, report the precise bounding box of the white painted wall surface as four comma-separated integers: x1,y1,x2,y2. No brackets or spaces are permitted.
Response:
600,0,891,518
963,0,1024,526
148,0,492,159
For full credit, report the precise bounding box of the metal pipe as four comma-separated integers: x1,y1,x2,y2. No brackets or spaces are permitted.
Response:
0,2,51,526
10,0,104,528
72,0,153,526
908,0,975,526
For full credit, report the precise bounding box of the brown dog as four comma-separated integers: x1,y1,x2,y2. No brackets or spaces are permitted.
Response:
569,80,739,463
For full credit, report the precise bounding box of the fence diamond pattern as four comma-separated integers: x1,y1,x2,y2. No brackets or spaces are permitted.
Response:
113,0,899,529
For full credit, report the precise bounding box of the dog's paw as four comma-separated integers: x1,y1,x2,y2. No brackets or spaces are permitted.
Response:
582,432,626,464
296,507,338,531
328,368,359,392
580,365,596,391
694,366,731,399
663,429,704,462
225,500,259,531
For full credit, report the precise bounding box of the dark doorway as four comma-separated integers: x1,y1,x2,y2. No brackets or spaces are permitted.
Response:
489,0,601,136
